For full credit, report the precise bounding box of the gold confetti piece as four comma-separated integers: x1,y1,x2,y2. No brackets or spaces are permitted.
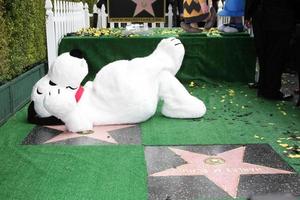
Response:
254,135,260,138
220,99,225,103
279,137,286,140
221,95,226,99
228,89,235,97
283,150,287,153
288,154,300,159
189,81,195,87
260,137,264,140
280,111,287,116
230,101,233,104
244,94,248,97
286,147,293,150
268,123,275,126
241,106,245,109
279,144,289,148
235,104,239,106
277,140,282,143
213,107,216,110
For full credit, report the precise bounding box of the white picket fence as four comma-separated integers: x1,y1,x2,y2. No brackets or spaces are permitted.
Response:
45,0,90,67
93,4,174,29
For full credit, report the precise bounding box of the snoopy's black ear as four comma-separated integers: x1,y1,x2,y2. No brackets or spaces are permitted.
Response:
70,49,83,59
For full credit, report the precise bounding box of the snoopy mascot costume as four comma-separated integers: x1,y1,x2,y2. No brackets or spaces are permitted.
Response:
29,37,206,132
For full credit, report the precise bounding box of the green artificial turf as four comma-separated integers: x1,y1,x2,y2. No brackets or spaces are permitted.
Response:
0,81,299,200
0,145,147,200
141,81,300,171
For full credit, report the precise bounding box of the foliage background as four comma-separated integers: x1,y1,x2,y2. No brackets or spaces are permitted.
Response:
0,0,96,84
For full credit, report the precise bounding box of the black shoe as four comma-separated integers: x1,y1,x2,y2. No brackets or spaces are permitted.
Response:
297,98,300,107
180,22,202,33
258,91,293,101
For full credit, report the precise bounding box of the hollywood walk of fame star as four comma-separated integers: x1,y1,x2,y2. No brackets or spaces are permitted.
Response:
44,124,135,144
132,0,157,16
150,147,293,198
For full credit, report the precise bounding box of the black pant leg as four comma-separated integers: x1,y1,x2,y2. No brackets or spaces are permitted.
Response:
252,10,266,89
259,30,291,96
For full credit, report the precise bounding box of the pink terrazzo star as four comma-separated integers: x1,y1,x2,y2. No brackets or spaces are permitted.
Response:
132,0,157,16
44,124,135,144
150,147,293,198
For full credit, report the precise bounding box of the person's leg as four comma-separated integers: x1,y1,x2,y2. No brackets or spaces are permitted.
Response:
259,30,292,99
296,24,300,106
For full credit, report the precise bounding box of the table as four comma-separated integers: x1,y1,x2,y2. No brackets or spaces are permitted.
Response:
59,32,256,83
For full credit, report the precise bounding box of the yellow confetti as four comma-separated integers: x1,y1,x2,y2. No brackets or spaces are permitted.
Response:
213,107,216,110
276,140,282,143
189,81,195,87
220,99,225,103
279,144,289,148
286,147,293,150
228,89,235,97
244,94,248,97
260,137,264,140
241,106,245,109
280,111,287,116
221,95,226,99
288,154,300,159
254,135,260,139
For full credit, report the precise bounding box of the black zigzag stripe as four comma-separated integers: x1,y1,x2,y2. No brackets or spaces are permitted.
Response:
183,1,201,14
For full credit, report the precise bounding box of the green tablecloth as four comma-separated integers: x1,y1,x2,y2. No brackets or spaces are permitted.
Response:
58,34,256,83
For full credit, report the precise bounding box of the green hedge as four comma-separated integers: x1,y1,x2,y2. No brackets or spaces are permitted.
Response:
0,0,96,85
0,0,10,83
0,0,46,84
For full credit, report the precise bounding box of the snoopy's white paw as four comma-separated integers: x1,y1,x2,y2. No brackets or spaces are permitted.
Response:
44,87,77,119
156,37,185,75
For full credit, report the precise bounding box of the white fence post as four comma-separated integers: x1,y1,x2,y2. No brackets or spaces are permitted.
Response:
167,4,173,28
100,4,107,28
84,3,90,28
45,0,56,68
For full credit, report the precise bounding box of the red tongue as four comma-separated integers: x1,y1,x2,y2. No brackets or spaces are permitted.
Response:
75,86,84,102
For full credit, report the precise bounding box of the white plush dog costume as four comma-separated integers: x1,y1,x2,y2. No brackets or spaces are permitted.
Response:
43,38,206,132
